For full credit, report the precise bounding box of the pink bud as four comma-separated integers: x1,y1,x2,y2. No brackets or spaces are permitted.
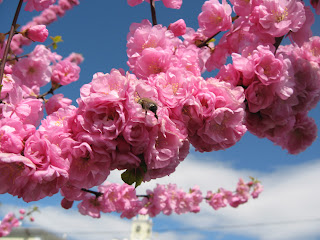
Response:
24,25,49,42
30,217,35,222
61,198,74,209
19,209,26,215
168,19,186,37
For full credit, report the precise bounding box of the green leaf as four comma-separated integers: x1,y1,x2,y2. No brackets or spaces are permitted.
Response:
121,169,136,185
207,38,216,43
121,168,144,188
50,35,63,43
50,36,63,50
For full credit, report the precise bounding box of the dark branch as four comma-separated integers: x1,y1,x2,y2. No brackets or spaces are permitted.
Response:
81,188,103,198
0,0,24,87
150,0,157,26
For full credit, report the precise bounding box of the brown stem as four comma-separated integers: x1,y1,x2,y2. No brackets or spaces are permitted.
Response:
196,32,220,48
0,0,24,87
37,83,62,99
150,0,157,26
273,35,284,54
197,15,239,48
81,188,103,198
136,194,150,198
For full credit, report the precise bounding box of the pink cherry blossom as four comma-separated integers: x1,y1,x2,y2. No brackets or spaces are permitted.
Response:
22,25,48,42
12,45,52,88
301,36,320,64
99,183,142,219
249,0,306,37
0,153,36,196
206,190,228,210
61,197,74,209
0,118,35,154
51,59,80,86
78,193,103,218
1,86,44,126
245,80,275,113
198,0,232,38
275,113,317,154
65,52,84,65
24,0,56,11
68,142,111,189
131,48,173,79
229,0,254,16
22,131,69,202
288,6,314,47
0,74,16,99
251,182,263,198
127,0,144,7
168,19,186,37
216,64,240,86
45,93,72,115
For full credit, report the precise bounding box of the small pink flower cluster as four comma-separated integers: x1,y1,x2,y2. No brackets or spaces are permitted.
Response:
77,182,142,219
72,178,261,219
243,39,320,154
0,45,81,202
139,184,203,217
0,213,20,237
24,0,56,12
10,0,80,55
206,178,263,210
0,208,36,237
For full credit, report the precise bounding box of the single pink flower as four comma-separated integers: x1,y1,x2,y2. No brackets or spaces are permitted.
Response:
198,0,232,38
250,0,306,37
45,93,72,115
0,153,36,197
251,182,263,198
51,59,80,86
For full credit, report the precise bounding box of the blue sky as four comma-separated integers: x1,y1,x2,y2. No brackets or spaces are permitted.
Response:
1,1,320,240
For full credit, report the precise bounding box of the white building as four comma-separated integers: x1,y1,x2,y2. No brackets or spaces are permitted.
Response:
113,215,153,240
129,215,152,240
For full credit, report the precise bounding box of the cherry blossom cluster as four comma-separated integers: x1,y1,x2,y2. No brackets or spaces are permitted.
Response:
68,178,262,219
0,213,20,237
0,208,36,237
0,0,320,219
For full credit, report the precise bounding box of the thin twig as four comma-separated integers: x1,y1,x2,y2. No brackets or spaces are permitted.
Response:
197,15,239,48
150,0,157,26
81,188,103,198
0,0,24,87
273,35,284,54
36,83,62,99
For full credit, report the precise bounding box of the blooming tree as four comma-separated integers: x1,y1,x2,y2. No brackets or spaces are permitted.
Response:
1,0,320,235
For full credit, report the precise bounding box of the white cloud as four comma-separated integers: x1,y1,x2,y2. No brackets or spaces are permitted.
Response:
2,153,320,240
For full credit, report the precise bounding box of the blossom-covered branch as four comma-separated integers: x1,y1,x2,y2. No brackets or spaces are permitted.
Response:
71,178,262,219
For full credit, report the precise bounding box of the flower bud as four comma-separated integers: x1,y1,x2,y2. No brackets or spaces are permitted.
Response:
168,19,186,37
22,25,48,42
